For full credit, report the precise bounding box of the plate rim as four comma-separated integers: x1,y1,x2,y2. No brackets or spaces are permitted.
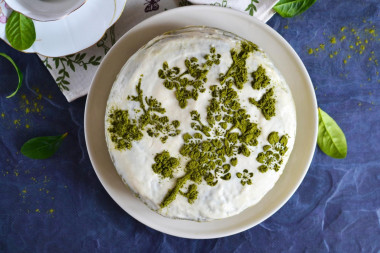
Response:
85,5,318,239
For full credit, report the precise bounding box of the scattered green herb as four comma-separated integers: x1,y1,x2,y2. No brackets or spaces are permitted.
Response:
6,11,36,51
317,108,347,159
0,53,23,98
21,133,68,159
273,0,317,18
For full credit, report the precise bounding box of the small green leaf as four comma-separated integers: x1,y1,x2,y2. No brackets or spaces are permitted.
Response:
317,108,347,159
0,53,23,98
21,133,68,159
273,0,317,18
5,11,36,51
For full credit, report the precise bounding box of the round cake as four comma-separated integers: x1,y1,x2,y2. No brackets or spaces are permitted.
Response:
105,26,296,221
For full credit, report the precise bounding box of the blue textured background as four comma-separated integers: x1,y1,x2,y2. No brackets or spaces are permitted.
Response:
0,0,379,252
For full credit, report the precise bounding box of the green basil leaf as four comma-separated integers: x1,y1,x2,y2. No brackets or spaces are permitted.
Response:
5,11,36,51
21,133,68,159
317,108,347,159
0,53,24,98
273,0,317,18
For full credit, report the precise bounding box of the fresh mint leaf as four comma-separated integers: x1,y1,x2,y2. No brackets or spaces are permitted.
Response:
273,0,317,18
6,11,36,51
317,108,347,159
0,53,23,98
21,133,68,159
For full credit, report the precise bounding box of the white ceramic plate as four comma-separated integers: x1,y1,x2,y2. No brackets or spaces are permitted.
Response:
0,0,127,57
85,6,318,239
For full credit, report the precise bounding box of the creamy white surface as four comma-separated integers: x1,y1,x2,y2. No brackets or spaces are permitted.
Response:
105,27,296,221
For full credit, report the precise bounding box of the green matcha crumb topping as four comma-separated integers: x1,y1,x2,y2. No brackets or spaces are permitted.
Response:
221,173,231,180
107,77,181,150
249,65,276,120
230,157,238,166
160,172,191,208
252,65,271,90
158,47,221,108
239,144,251,157
111,41,290,209
159,42,263,208
219,122,228,129
107,109,143,150
249,88,276,120
219,41,258,89
263,145,271,151
180,184,198,204
236,169,253,185
258,165,268,173
268,132,280,144
152,151,179,178
183,133,192,143
256,132,289,173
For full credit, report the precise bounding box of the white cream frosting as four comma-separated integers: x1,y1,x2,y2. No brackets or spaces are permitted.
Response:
105,27,296,221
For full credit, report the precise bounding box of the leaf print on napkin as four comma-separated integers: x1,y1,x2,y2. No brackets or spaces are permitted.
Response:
179,0,192,6
245,0,260,16
97,25,116,54
43,54,101,91
212,0,227,7
144,0,160,12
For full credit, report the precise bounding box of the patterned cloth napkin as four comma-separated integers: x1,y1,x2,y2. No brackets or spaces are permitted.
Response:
13,0,278,102
191,0,278,22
